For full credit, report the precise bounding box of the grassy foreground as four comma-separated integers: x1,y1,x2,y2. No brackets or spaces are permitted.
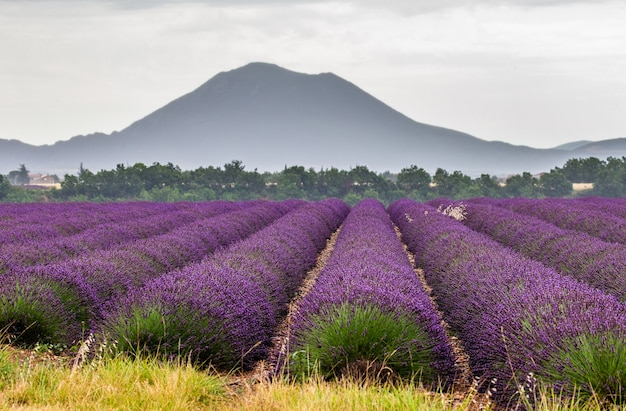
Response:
0,344,621,410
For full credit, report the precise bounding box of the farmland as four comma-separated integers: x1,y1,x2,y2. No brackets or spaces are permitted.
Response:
1,197,626,409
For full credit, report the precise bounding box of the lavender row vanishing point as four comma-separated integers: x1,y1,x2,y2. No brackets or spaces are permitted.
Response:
287,199,456,386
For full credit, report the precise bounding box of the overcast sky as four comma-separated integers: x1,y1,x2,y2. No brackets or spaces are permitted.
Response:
1,0,624,149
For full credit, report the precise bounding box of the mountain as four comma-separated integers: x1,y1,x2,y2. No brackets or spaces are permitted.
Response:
552,140,594,151
1,62,624,176
570,138,626,157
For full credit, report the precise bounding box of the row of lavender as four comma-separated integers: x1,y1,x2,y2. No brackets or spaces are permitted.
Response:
101,199,349,370
573,196,626,218
469,197,626,245
2,197,626,405
389,199,626,404
429,198,626,301
0,201,254,273
0,202,207,244
0,200,306,346
286,199,456,385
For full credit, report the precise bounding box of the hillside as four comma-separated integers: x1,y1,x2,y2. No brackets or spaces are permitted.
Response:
1,62,624,176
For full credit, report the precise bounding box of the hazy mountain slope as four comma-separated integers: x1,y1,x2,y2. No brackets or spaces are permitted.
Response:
552,140,594,151
113,62,563,176
0,62,623,176
571,138,626,157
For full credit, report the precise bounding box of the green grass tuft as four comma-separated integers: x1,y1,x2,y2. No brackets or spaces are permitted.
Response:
290,303,435,383
104,305,235,369
542,332,626,406
0,291,67,346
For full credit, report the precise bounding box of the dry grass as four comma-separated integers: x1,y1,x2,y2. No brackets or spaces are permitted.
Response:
2,343,621,410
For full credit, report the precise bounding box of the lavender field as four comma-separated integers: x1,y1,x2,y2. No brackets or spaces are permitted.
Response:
1,197,625,407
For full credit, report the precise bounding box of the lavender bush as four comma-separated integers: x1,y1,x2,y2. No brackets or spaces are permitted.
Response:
428,198,626,302
102,199,349,371
0,272,93,346
0,201,246,274
469,197,626,245
389,199,626,406
287,199,456,386
0,201,192,245
0,201,299,346
571,196,626,219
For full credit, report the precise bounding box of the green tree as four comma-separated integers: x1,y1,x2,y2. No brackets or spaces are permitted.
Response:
475,174,503,198
346,166,393,201
592,157,626,197
562,157,605,183
186,165,222,192
432,168,475,199
316,167,349,198
540,169,572,197
504,172,541,198
236,168,266,199
222,160,245,189
0,174,10,199
275,172,307,200
397,165,431,199
278,166,316,199
8,164,30,185
142,162,183,191
57,174,80,198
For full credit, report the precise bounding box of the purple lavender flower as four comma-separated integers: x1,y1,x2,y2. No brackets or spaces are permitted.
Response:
467,197,626,245
389,198,626,405
288,199,456,385
0,200,302,346
102,199,349,370
427,198,626,302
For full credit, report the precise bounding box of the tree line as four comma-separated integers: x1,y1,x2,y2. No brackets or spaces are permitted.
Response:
2,156,626,204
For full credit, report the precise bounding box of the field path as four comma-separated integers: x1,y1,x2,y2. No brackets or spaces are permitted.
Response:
396,226,474,393
246,227,342,382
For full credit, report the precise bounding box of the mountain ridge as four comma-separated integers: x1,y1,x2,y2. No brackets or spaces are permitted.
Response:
1,62,624,176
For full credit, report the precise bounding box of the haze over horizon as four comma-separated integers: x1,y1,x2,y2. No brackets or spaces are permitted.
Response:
1,0,625,150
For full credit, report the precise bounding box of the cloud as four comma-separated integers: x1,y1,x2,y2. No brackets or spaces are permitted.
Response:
0,0,624,148
1,0,617,8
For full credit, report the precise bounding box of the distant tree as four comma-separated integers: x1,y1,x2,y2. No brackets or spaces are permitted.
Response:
592,171,624,197
281,166,317,197
475,174,503,198
504,172,541,198
8,164,30,185
1,186,42,202
316,167,349,198
17,164,30,185
186,165,222,191
144,186,183,202
539,168,572,197
346,165,394,200
141,162,183,191
57,174,80,198
236,168,266,198
432,168,476,199
562,157,605,183
592,157,626,197
0,174,10,199
397,165,431,199
275,172,307,200
222,160,246,189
